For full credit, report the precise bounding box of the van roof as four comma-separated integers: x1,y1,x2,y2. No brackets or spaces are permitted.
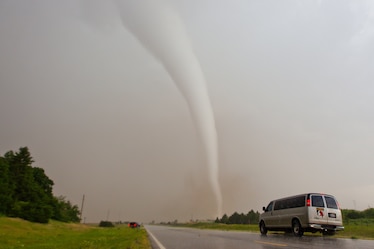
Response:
270,193,336,202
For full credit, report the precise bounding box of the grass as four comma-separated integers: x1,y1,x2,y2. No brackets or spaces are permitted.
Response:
173,221,374,240
2,217,373,248
0,217,151,249
339,220,374,240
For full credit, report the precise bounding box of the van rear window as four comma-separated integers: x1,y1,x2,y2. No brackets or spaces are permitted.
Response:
325,196,338,209
312,195,324,207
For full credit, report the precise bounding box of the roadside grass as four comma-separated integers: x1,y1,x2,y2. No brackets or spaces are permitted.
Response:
0,217,151,249
339,219,374,240
174,221,374,240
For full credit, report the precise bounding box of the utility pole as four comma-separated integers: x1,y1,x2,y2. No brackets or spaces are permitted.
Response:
106,209,110,221
80,194,85,223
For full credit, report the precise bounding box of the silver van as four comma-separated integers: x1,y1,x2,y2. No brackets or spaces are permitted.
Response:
259,193,344,236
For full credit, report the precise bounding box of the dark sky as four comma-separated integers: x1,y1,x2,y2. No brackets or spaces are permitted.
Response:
1,0,374,223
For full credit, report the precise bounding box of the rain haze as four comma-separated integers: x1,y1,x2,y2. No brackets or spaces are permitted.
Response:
1,0,374,223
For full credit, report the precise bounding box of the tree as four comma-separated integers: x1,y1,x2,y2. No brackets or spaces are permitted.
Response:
51,196,81,223
342,208,374,220
229,212,245,224
343,209,363,219
32,167,54,197
247,210,260,224
363,208,374,219
216,210,260,224
5,147,35,203
220,214,229,224
2,147,80,223
12,201,52,223
0,157,13,214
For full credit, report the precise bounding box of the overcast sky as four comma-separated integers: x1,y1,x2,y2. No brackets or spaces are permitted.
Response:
1,0,374,223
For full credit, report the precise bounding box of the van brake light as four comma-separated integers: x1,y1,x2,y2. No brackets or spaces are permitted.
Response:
307,198,311,206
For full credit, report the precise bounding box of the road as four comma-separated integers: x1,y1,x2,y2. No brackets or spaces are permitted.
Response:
145,225,374,249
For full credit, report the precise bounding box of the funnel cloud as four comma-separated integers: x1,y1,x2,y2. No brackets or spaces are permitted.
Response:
115,0,222,218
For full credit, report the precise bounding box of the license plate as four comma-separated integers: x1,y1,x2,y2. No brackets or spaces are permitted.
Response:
328,213,336,218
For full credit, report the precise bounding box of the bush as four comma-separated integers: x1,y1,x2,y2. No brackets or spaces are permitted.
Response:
10,201,51,223
99,221,114,227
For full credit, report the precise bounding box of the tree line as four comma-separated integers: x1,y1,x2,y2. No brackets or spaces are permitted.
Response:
342,208,374,220
0,147,80,223
215,210,260,224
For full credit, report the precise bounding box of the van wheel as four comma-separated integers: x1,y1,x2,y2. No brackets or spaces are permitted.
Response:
292,219,304,237
259,221,267,235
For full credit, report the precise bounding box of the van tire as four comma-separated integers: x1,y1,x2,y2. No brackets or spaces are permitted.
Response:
292,219,304,237
259,221,267,235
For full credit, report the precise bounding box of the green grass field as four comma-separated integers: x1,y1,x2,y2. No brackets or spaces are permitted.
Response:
1,217,373,249
0,217,151,249
339,219,374,239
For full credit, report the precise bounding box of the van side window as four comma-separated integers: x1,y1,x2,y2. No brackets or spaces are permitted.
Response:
325,196,338,209
312,195,324,207
292,196,306,208
266,202,273,212
273,196,305,210
274,200,283,210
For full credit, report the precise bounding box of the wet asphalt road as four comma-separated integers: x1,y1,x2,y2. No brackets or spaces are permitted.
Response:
145,225,374,249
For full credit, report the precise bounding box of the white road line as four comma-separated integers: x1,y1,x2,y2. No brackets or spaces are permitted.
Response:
254,240,288,247
147,229,167,249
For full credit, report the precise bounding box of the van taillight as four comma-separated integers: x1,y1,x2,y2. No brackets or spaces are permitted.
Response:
307,198,311,206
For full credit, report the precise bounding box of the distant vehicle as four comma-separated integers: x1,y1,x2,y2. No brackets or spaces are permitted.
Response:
128,222,140,228
259,193,344,236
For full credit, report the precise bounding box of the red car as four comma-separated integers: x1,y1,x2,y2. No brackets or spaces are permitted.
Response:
128,222,140,228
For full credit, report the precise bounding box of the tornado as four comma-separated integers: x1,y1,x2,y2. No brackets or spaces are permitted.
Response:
115,0,223,217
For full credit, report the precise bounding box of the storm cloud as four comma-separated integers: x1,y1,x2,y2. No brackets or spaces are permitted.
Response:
1,0,373,223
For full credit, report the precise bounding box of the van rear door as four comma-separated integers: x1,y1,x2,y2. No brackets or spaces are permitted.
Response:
324,195,343,226
308,194,328,225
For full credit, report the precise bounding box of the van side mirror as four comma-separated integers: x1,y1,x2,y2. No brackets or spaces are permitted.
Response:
263,206,266,211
